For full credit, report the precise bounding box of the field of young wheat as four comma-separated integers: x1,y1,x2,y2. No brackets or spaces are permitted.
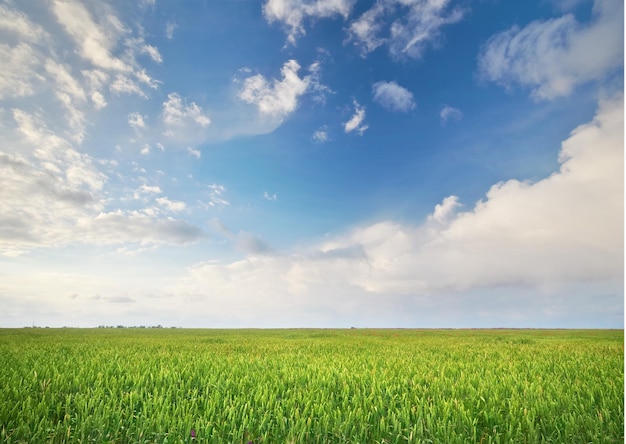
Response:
0,328,623,443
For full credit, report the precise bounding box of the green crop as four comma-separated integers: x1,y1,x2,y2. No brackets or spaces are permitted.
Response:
0,328,623,443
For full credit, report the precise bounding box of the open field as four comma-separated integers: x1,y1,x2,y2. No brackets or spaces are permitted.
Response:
0,328,623,443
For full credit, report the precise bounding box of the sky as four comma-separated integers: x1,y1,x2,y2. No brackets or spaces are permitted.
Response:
0,0,623,328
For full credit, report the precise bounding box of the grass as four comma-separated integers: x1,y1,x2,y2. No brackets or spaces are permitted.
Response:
0,328,623,443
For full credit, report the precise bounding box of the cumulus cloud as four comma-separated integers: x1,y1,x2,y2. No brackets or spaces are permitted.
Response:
348,0,464,59
344,100,368,134
263,0,355,44
439,105,462,124
162,93,211,128
372,81,416,112
478,0,624,100
128,112,146,131
174,95,623,323
238,60,310,120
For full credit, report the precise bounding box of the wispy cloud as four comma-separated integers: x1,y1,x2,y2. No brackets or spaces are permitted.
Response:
263,0,355,44
348,0,464,59
344,100,368,135
162,93,211,128
165,21,177,40
478,0,623,99
128,112,146,131
312,127,330,143
187,147,201,159
263,191,278,201
208,183,229,208
140,44,163,64
372,81,415,112
439,105,462,124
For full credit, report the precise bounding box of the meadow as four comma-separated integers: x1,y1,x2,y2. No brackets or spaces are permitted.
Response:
0,328,623,443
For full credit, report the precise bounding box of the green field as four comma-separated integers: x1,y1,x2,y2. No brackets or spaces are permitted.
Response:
0,328,623,443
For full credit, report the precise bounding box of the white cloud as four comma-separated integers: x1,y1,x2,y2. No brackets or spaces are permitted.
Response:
263,191,278,201
52,0,131,73
344,100,368,134
263,0,355,44
45,59,87,102
141,44,162,64
439,105,462,124
187,147,201,159
174,95,623,322
478,0,624,100
0,105,204,255
0,1,159,145
165,21,177,40
128,112,146,131
348,0,464,59
135,68,159,90
0,43,44,99
81,210,204,246
312,127,330,142
372,81,415,112
110,75,146,97
156,197,186,213
208,183,229,208
428,195,461,225
238,60,310,120
0,5,47,43
133,184,161,199
162,93,211,128
91,91,107,109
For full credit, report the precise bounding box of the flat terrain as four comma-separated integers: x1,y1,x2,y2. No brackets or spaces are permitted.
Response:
0,328,623,443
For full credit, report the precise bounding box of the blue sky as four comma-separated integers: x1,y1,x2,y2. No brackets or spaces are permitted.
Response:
0,0,623,328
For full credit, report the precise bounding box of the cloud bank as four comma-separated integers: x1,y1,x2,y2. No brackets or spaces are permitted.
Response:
174,95,623,323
